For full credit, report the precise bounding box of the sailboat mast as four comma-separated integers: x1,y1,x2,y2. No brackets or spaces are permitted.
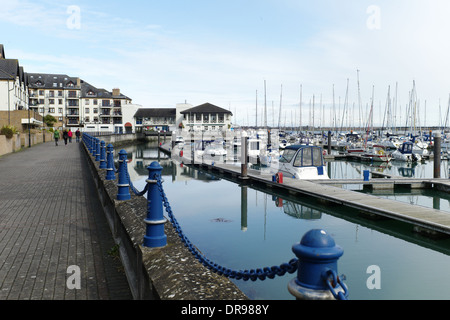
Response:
255,90,258,128
278,84,283,129
264,80,267,129
299,84,302,133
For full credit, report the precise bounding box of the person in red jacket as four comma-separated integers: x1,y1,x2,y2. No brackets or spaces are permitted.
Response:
68,129,73,143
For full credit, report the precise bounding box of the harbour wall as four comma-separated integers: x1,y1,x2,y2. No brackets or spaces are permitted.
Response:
82,134,247,300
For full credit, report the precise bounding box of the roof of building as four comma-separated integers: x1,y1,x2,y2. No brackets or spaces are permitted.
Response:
181,103,233,115
134,108,176,118
0,59,20,81
27,73,80,89
26,73,131,100
81,80,131,100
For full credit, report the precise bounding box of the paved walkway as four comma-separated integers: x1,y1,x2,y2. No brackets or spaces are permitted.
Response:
0,139,132,300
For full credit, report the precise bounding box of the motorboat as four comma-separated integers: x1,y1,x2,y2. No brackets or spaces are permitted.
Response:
278,145,329,180
391,141,421,162
203,141,227,157
361,145,392,162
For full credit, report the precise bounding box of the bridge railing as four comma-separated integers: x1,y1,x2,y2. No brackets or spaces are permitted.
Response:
82,133,349,300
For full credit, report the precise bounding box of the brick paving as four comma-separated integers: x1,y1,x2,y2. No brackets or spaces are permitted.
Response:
0,140,132,300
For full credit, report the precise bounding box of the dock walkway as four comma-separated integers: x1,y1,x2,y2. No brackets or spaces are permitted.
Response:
0,141,132,300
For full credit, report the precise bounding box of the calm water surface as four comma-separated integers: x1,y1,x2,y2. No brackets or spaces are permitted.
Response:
121,141,450,300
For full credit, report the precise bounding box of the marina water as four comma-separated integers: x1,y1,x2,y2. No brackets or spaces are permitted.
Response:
123,141,450,300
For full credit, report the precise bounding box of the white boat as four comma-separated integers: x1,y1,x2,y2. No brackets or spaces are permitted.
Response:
278,145,329,180
203,141,227,156
361,145,391,162
391,141,421,162
175,136,184,146
279,139,290,149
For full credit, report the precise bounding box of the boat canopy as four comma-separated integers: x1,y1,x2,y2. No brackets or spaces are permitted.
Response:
399,141,414,154
281,145,324,167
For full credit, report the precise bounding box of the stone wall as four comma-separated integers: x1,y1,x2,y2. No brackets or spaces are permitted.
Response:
82,138,248,300
0,132,53,157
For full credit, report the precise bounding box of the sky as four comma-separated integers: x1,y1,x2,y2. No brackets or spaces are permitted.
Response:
1,0,450,129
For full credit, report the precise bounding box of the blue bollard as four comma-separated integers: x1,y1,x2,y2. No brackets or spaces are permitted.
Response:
117,149,131,201
91,137,97,156
363,170,370,181
99,141,107,169
288,229,348,300
106,144,116,180
95,138,101,161
143,161,167,248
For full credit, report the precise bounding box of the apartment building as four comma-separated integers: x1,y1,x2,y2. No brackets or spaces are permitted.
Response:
0,49,29,115
27,73,135,133
0,44,139,133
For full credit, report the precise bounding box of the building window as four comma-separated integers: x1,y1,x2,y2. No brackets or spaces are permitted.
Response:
85,116,90,122
93,100,97,105
85,99,90,105
58,91,63,97
58,108,63,114
39,108,44,113
68,91,77,98
49,99,54,105
85,108,89,114
93,108,98,114
49,108,55,113
38,99,44,104
58,99,63,105
39,90,44,96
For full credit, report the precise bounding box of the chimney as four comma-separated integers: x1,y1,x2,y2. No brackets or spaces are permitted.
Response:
112,88,120,96
76,77,81,87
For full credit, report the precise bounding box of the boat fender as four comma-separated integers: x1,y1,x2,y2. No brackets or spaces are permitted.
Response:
275,197,283,207
179,150,183,157
276,172,283,184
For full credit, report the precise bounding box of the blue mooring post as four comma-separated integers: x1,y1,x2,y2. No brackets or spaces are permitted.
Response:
99,140,107,169
95,138,100,161
91,137,97,156
288,229,348,300
143,161,167,248
117,149,131,200
106,144,116,181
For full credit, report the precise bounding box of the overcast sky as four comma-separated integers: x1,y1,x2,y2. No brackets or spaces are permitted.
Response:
2,0,450,128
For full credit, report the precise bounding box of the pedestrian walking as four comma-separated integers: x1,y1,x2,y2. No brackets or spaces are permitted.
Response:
75,129,81,143
68,129,73,143
63,129,69,145
54,129,60,146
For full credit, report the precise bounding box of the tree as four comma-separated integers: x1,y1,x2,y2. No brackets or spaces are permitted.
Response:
43,115,57,127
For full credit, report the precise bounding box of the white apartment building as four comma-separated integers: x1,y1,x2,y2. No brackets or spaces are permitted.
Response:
0,53,29,115
27,73,138,133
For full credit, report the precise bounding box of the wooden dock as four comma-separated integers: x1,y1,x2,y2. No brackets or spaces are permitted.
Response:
159,143,450,237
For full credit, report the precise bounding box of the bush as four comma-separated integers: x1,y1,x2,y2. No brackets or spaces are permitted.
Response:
0,125,17,139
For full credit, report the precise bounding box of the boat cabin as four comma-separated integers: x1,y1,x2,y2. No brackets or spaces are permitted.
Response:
399,141,414,154
278,145,329,180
